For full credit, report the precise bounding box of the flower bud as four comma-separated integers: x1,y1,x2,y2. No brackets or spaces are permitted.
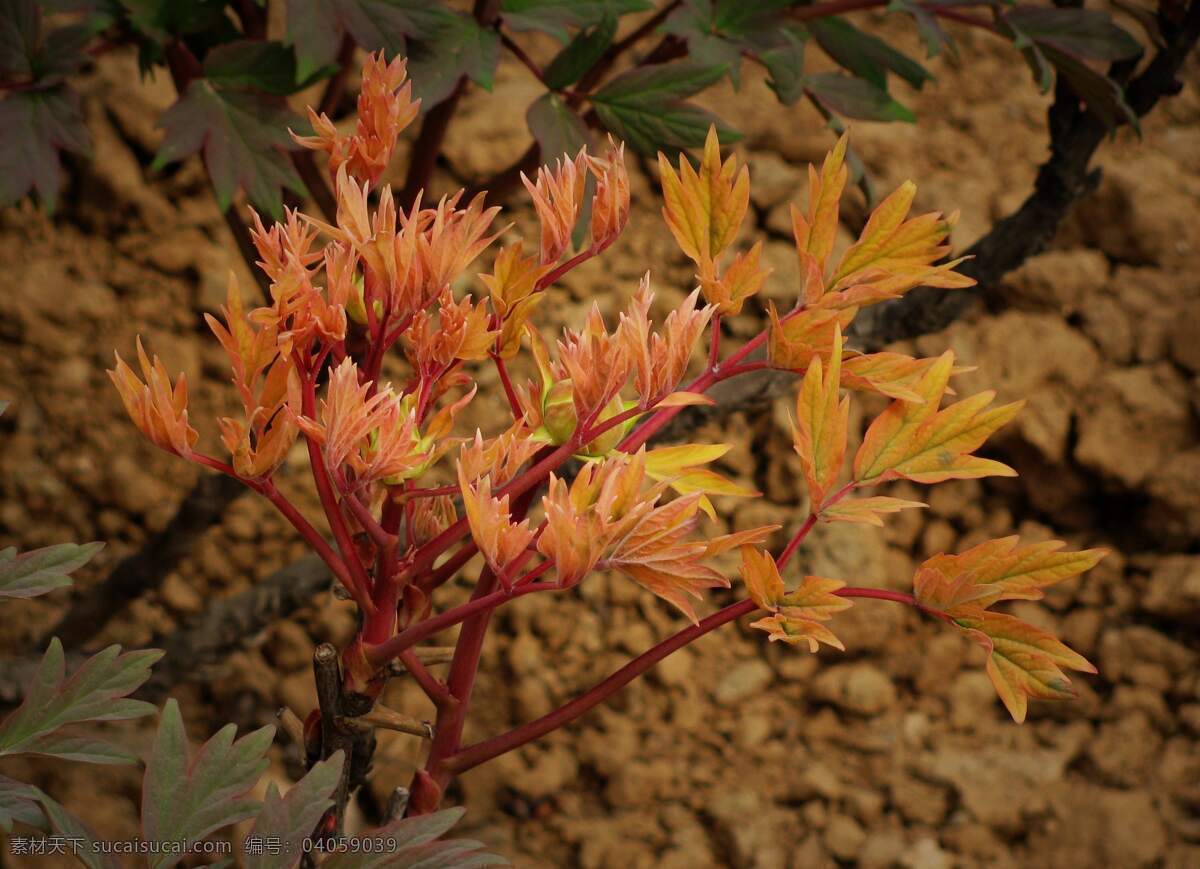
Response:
542,379,578,444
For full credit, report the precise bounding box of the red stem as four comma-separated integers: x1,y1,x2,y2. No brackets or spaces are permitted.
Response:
707,313,722,369
366,582,557,669
777,513,818,570
445,584,928,774
257,481,370,611
399,648,455,709
491,352,523,417
297,359,375,609
445,597,757,774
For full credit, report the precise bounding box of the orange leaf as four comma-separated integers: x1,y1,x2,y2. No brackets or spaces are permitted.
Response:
658,125,749,274
703,525,780,558
923,537,1108,602
853,352,1023,485
820,496,927,527
958,610,1096,723
913,565,999,617
841,352,971,402
780,575,851,621
699,239,771,315
644,443,757,519
740,547,785,609
831,179,974,299
793,325,849,506
791,132,848,292
750,613,845,653
768,304,854,371
655,391,717,408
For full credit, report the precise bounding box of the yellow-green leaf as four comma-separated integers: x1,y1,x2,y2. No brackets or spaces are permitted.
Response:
959,610,1096,723
793,326,848,506
792,132,848,275
658,124,749,272
820,496,927,526
780,574,852,620
853,352,1023,485
924,537,1108,602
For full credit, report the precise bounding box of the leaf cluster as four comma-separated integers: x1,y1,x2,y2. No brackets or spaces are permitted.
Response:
1,0,1146,217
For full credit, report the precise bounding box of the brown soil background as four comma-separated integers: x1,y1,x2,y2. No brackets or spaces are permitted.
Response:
1,14,1199,869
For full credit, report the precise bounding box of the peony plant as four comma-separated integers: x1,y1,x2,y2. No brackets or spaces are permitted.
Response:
109,54,1105,841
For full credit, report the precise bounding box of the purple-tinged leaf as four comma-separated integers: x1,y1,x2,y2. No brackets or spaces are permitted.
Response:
887,0,955,58
16,731,140,765
142,699,274,869
662,0,802,90
243,752,343,869
526,92,591,165
0,773,44,832
542,12,615,90
0,541,103,599
203,40,332,96
808,17,932,90
804,73,915,123
1003,6,1142,61
0,0,38,76
758,25,807,105
0,639,160,759
321,806,506,868
153,80,307,219
35,790,122,869
285,0,457,81
500,0,651,43
998,6,1141,128
591,61,738,155
406,12,500,107
0,85,91,211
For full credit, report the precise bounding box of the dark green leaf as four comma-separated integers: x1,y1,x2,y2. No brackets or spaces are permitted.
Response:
0,86,90,211
142,699,274,869
759,25,806,104
0,541,103,599
153,80,307,218
501,0,651,43
662,0,797,88
808,17,932,89
244,753,343,869
204,40,331,95
0,639,160,759
1003,6,1142,60
0,774,44,832
322,807,507,869
591,61,737,154
542,12,615,89
120,0,237,43
887,0,955,58
285,0,457,81
804,72,915,123
526,91,590,164
406,11,500,106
